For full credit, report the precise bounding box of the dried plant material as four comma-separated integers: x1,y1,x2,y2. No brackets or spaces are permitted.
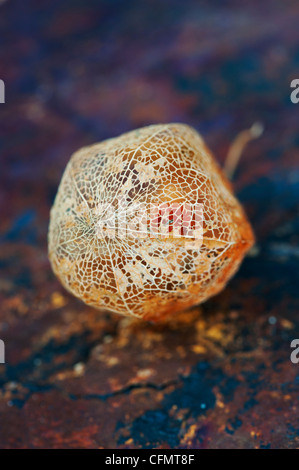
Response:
48,124,254,321
224,122,264,179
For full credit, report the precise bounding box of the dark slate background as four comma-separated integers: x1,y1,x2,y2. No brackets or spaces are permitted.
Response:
0,0,298,448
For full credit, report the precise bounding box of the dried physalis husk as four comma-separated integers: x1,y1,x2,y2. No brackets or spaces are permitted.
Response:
48,124,254,321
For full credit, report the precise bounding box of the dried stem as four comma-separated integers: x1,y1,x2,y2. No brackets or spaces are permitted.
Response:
224,122,264,179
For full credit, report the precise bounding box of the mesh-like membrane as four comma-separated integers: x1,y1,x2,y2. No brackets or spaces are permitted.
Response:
48,124,254,320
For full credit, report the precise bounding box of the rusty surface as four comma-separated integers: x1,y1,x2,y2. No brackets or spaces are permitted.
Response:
0,0,298,448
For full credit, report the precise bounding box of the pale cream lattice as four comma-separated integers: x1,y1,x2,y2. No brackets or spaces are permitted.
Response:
48,124,254,321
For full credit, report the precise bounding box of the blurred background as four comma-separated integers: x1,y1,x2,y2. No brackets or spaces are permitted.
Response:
0,0,298,449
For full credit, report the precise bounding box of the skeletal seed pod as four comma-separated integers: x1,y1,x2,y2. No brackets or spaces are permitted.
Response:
48,123,254,321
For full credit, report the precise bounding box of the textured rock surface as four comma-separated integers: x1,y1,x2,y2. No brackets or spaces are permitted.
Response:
49,123,254,320
0,0,298,449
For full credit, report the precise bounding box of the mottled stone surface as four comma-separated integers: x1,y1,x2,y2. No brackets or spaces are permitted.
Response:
0,0,298,449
